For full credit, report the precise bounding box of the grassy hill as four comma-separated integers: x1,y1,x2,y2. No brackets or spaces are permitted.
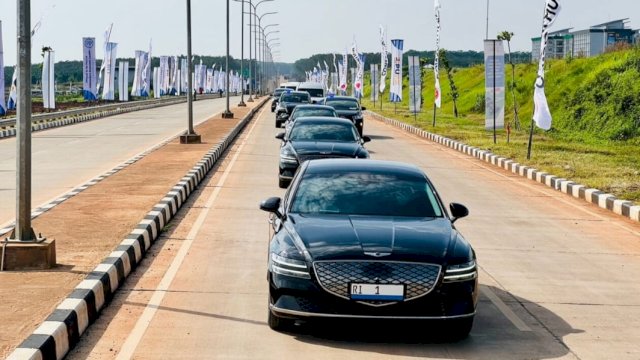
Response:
362,46,640,202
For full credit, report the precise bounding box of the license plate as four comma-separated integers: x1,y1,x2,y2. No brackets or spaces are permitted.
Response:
350,283,404,301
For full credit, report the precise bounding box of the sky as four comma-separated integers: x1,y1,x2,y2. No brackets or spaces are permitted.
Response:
1,0,639,66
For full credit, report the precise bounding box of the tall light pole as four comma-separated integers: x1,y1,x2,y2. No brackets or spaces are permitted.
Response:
250,12,277,96
486,0,490,39
222,0,234,118
244,0,274,99
181,0,201,143
237,0,246,106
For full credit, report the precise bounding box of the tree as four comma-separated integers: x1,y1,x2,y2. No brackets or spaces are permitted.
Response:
438,49,459,117
497,31,521,130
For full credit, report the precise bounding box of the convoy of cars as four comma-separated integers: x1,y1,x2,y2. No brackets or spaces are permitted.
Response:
262,82,478,339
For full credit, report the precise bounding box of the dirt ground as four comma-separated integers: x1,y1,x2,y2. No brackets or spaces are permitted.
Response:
0,99,264,358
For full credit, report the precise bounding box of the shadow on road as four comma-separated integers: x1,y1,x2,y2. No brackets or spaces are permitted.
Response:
366,135,395,140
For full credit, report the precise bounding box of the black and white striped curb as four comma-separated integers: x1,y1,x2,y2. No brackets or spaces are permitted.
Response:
7,99,267,360
367,111,640,222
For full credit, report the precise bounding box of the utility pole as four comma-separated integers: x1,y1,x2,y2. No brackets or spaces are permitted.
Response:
238,0,246,106
180,0,201,143
486,0,490,39
222,0,234,118
247,1,254,102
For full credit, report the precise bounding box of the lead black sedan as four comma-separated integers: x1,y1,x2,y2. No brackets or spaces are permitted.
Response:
260,159,478,338
276,117,370,188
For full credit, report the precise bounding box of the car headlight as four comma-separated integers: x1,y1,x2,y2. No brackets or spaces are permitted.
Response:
353,114,363,120
280,144,297,164
270,253,310,278
443,260,477,283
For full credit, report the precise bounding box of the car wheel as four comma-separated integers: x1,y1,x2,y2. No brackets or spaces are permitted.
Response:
278,177,289,189
446,316,474,341
268,292,294,332
275,119,282,128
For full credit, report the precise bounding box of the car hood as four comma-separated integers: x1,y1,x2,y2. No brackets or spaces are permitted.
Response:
283,102,307,113
291,141,361,157
289,214,452,263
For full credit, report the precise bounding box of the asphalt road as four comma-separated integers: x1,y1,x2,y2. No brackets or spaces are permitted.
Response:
69,108,640,359
0,96,234,228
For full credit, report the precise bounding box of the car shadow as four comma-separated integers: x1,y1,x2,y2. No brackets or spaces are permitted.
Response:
366,135,394,140
287,285,583,359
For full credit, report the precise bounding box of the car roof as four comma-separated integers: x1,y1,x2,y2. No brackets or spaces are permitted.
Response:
324,96,359,101
292,105,335,111
305,159,427,180
296,82,324,88
294,117,353,125
281,91,309,96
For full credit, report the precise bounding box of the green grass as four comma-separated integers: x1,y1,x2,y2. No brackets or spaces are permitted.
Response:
362,47,640,203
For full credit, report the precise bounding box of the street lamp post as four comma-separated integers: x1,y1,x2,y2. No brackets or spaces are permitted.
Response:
238,0,246,106
222,0,234,118
180,0,201,143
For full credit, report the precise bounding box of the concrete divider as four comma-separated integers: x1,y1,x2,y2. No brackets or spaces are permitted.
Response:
367,110,640,223
7,98,268,360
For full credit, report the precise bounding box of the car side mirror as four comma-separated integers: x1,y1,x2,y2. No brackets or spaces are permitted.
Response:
362,136,371,143
361,106,367,111
450,203,469,223
260,197,283,219
275,132,285,140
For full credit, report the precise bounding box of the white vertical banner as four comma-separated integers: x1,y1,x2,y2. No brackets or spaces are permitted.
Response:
206,69,213,93
42,50,55,109
131,50,145,97
370,64,379,102
159,56,169,96
434,0,442,108
181,58,188,94
171,56,179,95
213,70,220,93
7,67,17,110
485,40,505,130
0,21,6,116
390,39,404,102
143,40,152,97
379,25,388,94
97,23,113,96
350,68,356,97
102,42,117,100
118,61,129,101
340,50,348,94
533,0,562,130
153,67,161,98
82,37,97,101
409,56,422,113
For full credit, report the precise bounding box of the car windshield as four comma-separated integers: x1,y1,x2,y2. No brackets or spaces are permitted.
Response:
290,171,443,217
273,89,285,97
292,109,336,119
325,99,360,111
299,88,324,97
281,94,310,103
289,123,358,142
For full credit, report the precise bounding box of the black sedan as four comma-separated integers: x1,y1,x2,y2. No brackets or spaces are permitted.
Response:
271,88,287,112
284,105,338,136
275,91,311,128
322,96,366,136
276,117,370,188
260,159,478,338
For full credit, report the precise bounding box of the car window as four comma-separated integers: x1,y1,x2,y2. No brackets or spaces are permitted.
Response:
281,94,310,103
289,123,358,142
290,172,443,217
293,109,336,119
298,88,324,98
325,99,360,111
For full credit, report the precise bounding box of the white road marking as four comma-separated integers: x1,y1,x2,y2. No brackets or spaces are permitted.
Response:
480,286,532,332
116,106,267,360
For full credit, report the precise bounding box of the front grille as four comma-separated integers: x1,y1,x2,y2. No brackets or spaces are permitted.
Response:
313,261,441,306
297,154,352,163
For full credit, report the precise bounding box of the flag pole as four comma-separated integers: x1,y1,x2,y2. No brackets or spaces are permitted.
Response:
527,117,534,160
433,103,436,127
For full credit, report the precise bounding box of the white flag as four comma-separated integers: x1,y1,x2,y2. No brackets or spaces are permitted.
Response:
434,0,442,108
82,37,97,100
0,21,5,116
533,0,561,130
379,25,388,94
389,39,404,102
97,23,113,96
42,50,55,109
102,42,117,100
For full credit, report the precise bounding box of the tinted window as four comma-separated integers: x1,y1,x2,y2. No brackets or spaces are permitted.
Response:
299,88,324,97
290,172,443,217
281,93,310,103
289,123,358,142
325,99,360,111
273,89,285,97
292,109,336,119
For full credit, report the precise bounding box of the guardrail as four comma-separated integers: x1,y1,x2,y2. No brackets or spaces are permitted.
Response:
0,93,221,128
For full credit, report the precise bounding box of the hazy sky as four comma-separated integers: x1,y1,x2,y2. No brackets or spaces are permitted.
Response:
1,0,639,65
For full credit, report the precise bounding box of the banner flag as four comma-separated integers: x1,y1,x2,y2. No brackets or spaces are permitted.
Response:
119,61,129,101
7,68,17,110
533,0,561,130
153,67,160,98
370,64,379,102
206,69,213,93
0,21,5,116
350,68,356,97
485,40,505,130
131,50,144,97
434,0,442,108
350,42,365,98
409,56,422,113
97,23,113,96
181,58,188,94
379,25,388,94
42,50,55,109
389,39,404,102
102,42,117,100
82,37,97,100
340,50,348,94
171,56,179,95
159,56,169,95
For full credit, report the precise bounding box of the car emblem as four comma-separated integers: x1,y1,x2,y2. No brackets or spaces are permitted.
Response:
364,252,391,257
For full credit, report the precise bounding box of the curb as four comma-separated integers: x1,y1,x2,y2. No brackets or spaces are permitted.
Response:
366,111,640,222
7,99,268,360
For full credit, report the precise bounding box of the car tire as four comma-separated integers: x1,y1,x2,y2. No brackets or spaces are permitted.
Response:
278,177,289,189
446,316,474,341
268,292,294,332
275,119,282,128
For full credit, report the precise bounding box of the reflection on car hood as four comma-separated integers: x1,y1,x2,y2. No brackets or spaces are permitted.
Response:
290,214,451,263
291,141,361,157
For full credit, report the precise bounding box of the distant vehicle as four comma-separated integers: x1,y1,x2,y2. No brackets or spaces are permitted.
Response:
279,82,300,90
284,105,338,136
260,159,477,338
296,82,325,104
274,91,311,128
275,117,370,188
271,88,287,112
322,95,366,136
